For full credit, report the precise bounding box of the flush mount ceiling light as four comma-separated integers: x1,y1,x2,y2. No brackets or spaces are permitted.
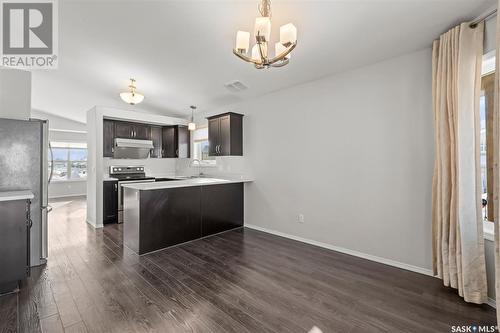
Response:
120,78,145,105
233,0,297,69
188,106,196,131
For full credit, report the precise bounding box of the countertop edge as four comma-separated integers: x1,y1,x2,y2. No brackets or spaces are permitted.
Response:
0,190,35,202
122,178,253,191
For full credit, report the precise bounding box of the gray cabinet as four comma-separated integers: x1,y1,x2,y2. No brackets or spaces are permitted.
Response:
207,113,243,156
0,199,30,293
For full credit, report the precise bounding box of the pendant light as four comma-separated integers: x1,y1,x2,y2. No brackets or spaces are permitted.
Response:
120,78,145,105
188,106,196,131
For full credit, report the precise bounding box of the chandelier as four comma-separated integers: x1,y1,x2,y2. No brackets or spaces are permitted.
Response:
120,78,145,105
233,0,297,69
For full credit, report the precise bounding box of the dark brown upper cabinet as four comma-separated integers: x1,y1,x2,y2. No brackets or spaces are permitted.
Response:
114,121,151,140
207,113,243,156
103,119,115,157
150,126,162,158
162,125,190,158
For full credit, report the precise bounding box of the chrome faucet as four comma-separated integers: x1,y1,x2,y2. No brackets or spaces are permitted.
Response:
189,159,203,178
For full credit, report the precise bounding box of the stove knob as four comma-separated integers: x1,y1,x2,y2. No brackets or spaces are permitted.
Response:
118,168,122,171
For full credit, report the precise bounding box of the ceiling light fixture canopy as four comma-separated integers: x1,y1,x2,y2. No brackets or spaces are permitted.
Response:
233,0,297,69
120,78,145,105
188,106,197,131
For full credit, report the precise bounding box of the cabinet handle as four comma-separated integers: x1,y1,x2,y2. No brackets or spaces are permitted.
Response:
115,184,118,190
216,145,219,154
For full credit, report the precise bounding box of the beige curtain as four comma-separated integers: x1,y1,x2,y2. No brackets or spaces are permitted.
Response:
494,2,500,321
432,21,487,304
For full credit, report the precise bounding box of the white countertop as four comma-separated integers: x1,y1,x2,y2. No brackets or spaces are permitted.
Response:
103,177,118,181
122,177,253,190
0,190,34,202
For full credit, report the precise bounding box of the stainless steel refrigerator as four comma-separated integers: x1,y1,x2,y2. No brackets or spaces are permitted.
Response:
0,118,50,267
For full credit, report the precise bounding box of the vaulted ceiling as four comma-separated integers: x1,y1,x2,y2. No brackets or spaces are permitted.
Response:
32,0,495,123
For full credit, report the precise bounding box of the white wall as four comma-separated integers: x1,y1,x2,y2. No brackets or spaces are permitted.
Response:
194,48,434,272
0,67,31,120
31,110,89,198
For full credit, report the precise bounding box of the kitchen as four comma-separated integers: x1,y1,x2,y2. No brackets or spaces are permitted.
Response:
91,109,250,254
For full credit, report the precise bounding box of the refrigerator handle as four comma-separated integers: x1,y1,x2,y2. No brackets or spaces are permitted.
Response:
49,142,54,184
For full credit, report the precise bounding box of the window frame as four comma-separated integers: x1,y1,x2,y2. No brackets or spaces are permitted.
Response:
191,125,216,166
50,142,88,182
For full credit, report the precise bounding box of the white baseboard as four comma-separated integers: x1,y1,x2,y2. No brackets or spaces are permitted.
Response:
244,224,434,277
86,218,103,229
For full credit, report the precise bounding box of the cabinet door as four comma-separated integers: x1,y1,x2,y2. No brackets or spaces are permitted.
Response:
219,115,231,156
134,124,151,140
103,181,118,224
201,183,243,237
162,126,176,158
208,118,219,156
114,122,134,139
150,126,162,158
177,126,190,158
0,200,29,286
103,119,115,157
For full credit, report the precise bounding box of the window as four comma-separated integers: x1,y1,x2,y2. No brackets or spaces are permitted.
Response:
480,70,494,222
192,127,215,165
49,142,87,181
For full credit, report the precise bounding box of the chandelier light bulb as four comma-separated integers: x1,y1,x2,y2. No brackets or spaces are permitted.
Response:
233,0,297,69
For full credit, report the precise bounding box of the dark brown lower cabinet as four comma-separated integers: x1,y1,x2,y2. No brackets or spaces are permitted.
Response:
201,183,243,236
123,183,243,255
103,180,118,224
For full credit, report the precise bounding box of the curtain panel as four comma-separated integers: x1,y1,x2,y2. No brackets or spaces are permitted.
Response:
494,2,500,321
432,21,487,304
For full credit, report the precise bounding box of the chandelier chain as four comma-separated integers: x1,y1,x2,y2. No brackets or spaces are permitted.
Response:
258,0,271,17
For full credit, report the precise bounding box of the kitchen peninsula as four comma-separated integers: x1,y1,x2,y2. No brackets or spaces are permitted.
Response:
122,178,251,254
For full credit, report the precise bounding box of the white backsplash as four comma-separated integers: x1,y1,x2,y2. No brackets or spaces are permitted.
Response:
104,155,252,179
175,156,252,179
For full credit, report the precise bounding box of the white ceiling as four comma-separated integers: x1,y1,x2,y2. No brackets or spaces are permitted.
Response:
32,0,495,123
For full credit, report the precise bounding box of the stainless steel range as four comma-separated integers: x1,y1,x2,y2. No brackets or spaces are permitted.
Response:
109,166,155,223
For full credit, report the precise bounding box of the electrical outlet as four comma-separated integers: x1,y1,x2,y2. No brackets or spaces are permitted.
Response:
298,214,305,223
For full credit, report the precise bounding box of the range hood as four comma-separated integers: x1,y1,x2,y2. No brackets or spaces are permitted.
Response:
113,138,154,159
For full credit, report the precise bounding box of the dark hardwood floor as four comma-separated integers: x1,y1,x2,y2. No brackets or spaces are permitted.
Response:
0,196,496,332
